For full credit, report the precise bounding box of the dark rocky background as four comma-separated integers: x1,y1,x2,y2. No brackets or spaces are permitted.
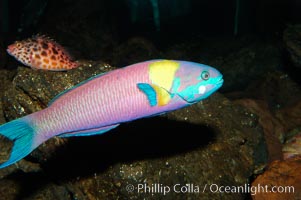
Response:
0,0,301,199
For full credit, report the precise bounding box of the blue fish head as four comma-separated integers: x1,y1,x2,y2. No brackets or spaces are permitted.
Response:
171,61,223,103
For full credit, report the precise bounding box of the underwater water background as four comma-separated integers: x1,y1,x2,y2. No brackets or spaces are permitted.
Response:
1,0,301,199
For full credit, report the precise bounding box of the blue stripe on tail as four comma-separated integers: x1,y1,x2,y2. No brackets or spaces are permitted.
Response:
0,119,35,168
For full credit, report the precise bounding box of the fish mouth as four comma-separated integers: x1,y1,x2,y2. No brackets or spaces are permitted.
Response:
216,77,224,87
6,47,13,56
6,44,16,55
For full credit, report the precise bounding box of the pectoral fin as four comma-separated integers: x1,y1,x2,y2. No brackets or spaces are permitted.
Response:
58,124,119,137
137,83,171,106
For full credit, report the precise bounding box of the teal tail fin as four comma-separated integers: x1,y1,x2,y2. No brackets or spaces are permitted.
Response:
0,119,37,168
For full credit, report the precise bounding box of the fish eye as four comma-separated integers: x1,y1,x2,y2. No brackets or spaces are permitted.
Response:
201,71,210,80
16,43,21,48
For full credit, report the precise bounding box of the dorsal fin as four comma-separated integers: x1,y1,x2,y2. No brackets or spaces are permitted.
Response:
33,34,76,61
48,72,108,106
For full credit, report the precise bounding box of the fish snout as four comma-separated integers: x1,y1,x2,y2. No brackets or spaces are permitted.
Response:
6,44,15,55
216,77,224,87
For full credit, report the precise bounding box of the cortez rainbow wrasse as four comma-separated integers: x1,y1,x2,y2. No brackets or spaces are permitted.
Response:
7,35,78,71
0,59,223,168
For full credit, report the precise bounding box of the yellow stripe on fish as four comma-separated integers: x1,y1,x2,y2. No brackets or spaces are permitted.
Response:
148,60,179,106
149,60,180,90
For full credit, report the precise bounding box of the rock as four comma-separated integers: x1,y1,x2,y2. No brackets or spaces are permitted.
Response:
0,95,6,125
0,174,71,200
234,99,284,162
283,24,301,69
226,71,301,161
252,157,301,200
0,69,15,102
276,100,301,133
0,62,268,199
226,71,301,111
23,183,71,200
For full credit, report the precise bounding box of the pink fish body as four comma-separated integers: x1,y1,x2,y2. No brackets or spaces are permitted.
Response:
7,35,78,71
0,59,223,168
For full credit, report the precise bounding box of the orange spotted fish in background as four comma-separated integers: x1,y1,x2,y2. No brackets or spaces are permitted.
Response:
7,35,78,71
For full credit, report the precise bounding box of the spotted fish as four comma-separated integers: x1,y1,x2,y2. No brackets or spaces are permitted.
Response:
7,35,78,71
0,59,223,168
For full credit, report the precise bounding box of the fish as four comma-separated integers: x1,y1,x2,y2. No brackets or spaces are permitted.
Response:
7,35,78,71
283,133,301,160
0,59,223,168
